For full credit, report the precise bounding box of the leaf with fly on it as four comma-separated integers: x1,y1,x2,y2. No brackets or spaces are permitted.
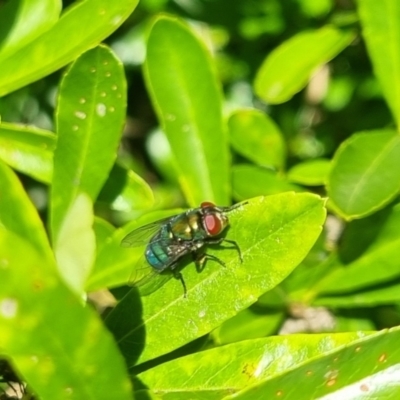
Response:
120,216,174,247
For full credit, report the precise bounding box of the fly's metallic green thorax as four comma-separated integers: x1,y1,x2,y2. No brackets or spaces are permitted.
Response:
170,211,202,241
170,206,229,241
121,201,246,296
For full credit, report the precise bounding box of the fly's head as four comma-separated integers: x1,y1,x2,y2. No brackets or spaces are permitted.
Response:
200,201,230,237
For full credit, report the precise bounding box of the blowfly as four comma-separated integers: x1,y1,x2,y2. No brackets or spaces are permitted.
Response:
121,201,246,296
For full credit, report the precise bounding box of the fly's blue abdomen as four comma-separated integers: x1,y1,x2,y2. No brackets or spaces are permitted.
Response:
145,226,174,270
145,241,172,270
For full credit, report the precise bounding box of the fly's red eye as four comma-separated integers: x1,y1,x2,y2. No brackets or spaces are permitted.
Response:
204,214,222,235
201,201,215,209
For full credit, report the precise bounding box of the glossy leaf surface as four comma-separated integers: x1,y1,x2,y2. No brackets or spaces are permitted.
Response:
144,16,229,206
0,163,132,400
212,307,284,345
358,0,400,126
0,161,53,264
98,164,154,212
228,109,286,169
229,328,400,399
254,27,354,104
327,130,400,220
232,164,302,201
106,193,326,365
0,0,60,60
316,202,400,295
51,45,126,293
0,122,55,183
93,216,116,256
138,332,367,399
0,0,138,96
287,158,331,186
315,281,400,308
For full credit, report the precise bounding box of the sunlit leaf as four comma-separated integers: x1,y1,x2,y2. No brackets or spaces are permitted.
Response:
138,332,368,398
232,164,302,201
51,45,126,293
106,193,326,365
316,281,400,308
227,328,400,399
287,158,331,186
228,109,286,169
0,162,131,399
212,307,284,345
54,193,96,294
315,202,400,295
0,0,60,60
0,0,138,96
0,161,53,264
0,122,55,183
358,0,400,127
144,15,229,206
327,130,400,220
254,26,354,104
98,163,154,212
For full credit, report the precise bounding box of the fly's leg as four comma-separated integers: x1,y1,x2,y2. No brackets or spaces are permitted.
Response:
171,267,187,298
193,251,226,272
222,239,243,263
204,237,243,263
173,270,187,298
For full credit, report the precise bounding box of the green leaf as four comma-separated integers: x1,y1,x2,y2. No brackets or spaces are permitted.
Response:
335,311,377,332
137,333,366,398
338,205,392,264
0,163,131,399
0,161,53,265
229,328,400,399
0,233,132,400
0,0,138,96
358,0,400,127
52,44,126,227
327,130,400,220
0,122,55,183
212,307,284,345
315,281,400,308
112,168,154,212
93,216,116,256
98,163,154,212
51,45,126,293
316,202,400,295
232,164,302,201
278,232,331,302
54,193,96,294
107,193,326,365
0,0,60,60
287,158,331,186
144,15,229,206
299,0,333,18
146,128,178,184
228,109,286,169
219,329,400,400
254,26,354,104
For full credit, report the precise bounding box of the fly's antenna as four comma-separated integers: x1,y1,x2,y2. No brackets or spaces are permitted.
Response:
224,201,249,212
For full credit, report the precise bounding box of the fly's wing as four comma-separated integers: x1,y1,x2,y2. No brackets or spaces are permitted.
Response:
121,217,173,248
128,241,191,296
129,260,172,296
